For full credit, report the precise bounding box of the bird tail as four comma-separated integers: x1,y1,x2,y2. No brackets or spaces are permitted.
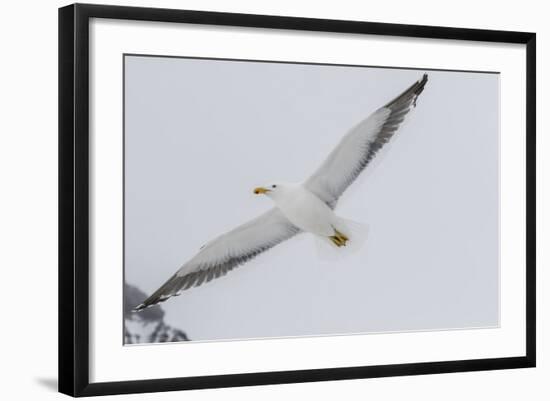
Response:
314,217,369,260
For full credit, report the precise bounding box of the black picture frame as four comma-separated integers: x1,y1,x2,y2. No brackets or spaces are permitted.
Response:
59,3,536,397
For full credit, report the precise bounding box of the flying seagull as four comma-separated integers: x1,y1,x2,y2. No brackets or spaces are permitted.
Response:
134,73,428,311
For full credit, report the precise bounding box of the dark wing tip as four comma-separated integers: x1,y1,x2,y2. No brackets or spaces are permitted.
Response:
413,73,429,106
133,292,175,312
384,73,429,109
132,303,147,312
417,73,428,92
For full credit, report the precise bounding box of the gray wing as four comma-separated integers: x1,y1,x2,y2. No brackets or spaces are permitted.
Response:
134,208,300,311
305,74,428,208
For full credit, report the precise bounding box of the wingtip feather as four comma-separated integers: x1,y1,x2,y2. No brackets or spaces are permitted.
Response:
384,73,429,109
413,73,428,106
132,303,147,312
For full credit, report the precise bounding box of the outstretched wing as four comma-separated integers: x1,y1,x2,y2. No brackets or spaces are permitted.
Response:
305,74,428,208
134,208,300,311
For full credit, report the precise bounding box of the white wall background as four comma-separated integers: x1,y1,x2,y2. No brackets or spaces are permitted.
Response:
0,0,546,399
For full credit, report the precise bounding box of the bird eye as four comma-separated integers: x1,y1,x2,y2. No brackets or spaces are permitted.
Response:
272,185,277,188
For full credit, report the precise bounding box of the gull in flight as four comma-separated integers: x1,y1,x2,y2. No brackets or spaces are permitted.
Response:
134,73,428,311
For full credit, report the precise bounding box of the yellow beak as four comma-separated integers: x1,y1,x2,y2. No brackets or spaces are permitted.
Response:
253,187,270,195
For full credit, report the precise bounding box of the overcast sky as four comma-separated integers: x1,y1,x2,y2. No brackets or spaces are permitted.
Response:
124,55,499,342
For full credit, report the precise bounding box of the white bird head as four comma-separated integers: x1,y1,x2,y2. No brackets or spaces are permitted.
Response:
253,183,294,200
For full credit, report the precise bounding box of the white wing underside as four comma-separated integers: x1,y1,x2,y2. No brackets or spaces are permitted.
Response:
305,74,428,208
134,209,299,310
135,74,428,310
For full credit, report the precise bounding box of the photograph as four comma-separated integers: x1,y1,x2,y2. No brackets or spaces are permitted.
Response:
54,2,536,397
123,55,500,344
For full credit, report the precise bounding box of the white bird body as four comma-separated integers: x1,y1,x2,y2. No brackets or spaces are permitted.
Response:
264,183,337,237
134,73,429,311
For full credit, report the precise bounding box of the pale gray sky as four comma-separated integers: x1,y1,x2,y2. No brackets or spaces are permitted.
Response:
124,55,499,342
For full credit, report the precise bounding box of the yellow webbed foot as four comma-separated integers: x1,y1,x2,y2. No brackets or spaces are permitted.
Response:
330,229,349,247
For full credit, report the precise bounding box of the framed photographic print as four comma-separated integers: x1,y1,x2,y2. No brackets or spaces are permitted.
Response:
58,3,536,397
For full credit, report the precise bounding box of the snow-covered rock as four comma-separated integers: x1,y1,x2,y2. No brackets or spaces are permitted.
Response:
124,283,189,344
